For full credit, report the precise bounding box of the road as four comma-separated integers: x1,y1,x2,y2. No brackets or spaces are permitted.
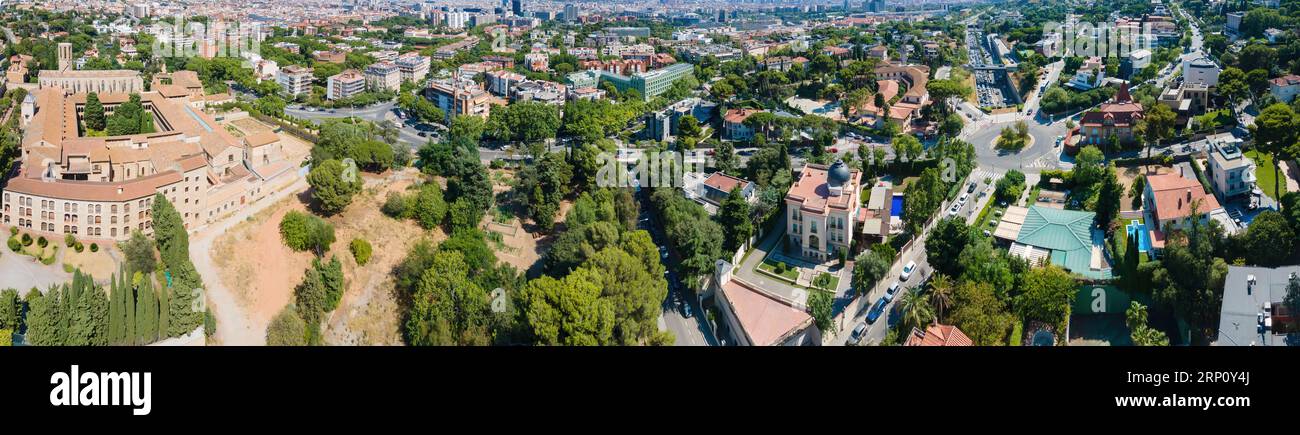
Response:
637,193,717,346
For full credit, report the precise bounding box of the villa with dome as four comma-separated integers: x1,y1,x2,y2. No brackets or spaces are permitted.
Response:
785,160,862,261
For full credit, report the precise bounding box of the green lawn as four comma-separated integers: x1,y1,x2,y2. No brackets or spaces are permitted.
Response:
1246,150,1281,200
975,197,1005,234
811,274,840,292
758,258,800,281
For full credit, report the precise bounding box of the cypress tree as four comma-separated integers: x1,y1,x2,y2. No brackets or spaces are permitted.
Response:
84,92,106,131
26,288,61,346
140,278,158,343
107,272,120,344
124,275,137,345
159,280,170,339
74,282,110,346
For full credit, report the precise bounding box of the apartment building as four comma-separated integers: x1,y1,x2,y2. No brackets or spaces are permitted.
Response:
327,69,366,100
277,65,315,97
364,62,401,92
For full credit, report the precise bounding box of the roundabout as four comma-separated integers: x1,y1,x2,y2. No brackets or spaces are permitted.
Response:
962,115,1070,173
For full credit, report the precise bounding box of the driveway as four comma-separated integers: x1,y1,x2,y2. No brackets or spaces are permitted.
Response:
0,247,71,296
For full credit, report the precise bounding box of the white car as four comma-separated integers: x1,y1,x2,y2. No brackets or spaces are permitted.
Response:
885,281,901,303
948,203,961,217
958,192,969,205
901,261,917,281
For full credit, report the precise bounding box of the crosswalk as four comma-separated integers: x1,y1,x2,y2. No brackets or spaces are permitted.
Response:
968,167,1004,184
1022,154,1059,169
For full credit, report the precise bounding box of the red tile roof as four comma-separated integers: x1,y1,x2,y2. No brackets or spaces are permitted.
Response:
703,172,751,194
1147,173,1222,223
904,324,974,346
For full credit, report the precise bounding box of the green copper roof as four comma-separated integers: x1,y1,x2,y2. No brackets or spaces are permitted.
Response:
1015,206,1111,279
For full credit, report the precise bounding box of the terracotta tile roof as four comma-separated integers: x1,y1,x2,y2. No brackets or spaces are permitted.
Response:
721,279,812,346
1147,173,1222,222
244,131,281,148
5,169,181,202
904,324,974,346
723,108,764,124
786,163,861,215
702,172,751,194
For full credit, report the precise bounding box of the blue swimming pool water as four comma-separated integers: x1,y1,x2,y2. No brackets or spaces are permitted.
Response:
1126,220,1151,253
890,195,904,218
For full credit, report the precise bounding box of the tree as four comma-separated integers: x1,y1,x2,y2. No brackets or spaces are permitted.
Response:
406,250,494,346
266,305,307,346
72,282,109,346
135,277,157,343
1153,209,1229,341
897,290,933,333
25,289,62,346
713,141,738,175
118,231,157,273
1134,104,1176,169
892,134,923,171
1217,67,1249,112
808,289,834,332
578,246,668,344
928,274,954,322
414,182,448,230
718,187,753,252
852,250,890,293
0,289,20,331
105,94,154,135
1125,302,1169,346
1013,264,1075,328
307,159,363,214
279,211,335,254
994,170,1027,204
83,92,106,131
1095,164,1122,230
1242,211,1295,266
1251,103,1299,202
1129,174,1146,209
926,217,972,277
520,269,616,345
948,281,1015,346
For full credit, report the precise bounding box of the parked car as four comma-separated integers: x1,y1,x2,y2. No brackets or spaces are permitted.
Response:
948,203,961,217
682,301,693,318
885,281,901,303
967,182,977,193
901,261,917,281
848,322,867,345
867,298,887,324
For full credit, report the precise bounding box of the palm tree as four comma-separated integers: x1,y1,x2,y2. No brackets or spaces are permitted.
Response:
897,290,934,333
928,273,954,322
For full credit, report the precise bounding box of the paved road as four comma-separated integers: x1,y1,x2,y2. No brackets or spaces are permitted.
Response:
638,197,716,346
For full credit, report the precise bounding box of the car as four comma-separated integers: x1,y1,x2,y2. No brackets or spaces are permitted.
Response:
958,192,969,204
967,182,977,193
948,204,960,217
866,298,887,324
901,261,916,281
682,301,693,318
848,322,868,345
885,281,901,303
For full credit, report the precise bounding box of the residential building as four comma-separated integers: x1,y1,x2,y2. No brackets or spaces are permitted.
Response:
1182,52,1221,87
326,69,365,100
1270,74,1300,103
711,260,819,346
511,80,567,106
364,62,401,92
425,77,505,122
485,69,526,96
277,65,314,97
1143,172,1226,252
524,52,549,72
1205,134,1257,201
1078,84,1143,147
994,206,1111,279
785,160,862,261
396,53,431,84
1215,265,1299,346
723,108,763,141
904,324,974,346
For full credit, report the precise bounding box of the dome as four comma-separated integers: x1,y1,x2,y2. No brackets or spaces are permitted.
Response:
827,159,851,187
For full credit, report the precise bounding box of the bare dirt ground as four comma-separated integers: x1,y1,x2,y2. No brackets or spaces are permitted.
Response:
62,246,117,279
1117,166,1176,212
210,196,315,338
322,169,435,345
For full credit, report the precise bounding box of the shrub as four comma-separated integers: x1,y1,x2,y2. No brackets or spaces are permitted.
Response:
8,227,16,236
62,263,75,273
21,233,32,246
280,211,335,253
7,237,20,252
41,250,57,265
350,238,372,266
37,236,47,247
0,329,11,346
489,159,505,169
381,192,413,218
74,241,84,253
90,243,98,252
64,234,75,247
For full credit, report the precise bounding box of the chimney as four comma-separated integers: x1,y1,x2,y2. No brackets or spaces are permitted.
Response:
1186,188,1191,201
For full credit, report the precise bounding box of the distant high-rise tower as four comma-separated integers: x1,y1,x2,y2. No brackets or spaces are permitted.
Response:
564,3,578,22
57,42,72,71
844,0,852,12
512,0,522,17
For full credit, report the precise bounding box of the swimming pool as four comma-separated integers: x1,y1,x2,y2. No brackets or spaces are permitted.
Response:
890,195,905,218
1126,220,1151,253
